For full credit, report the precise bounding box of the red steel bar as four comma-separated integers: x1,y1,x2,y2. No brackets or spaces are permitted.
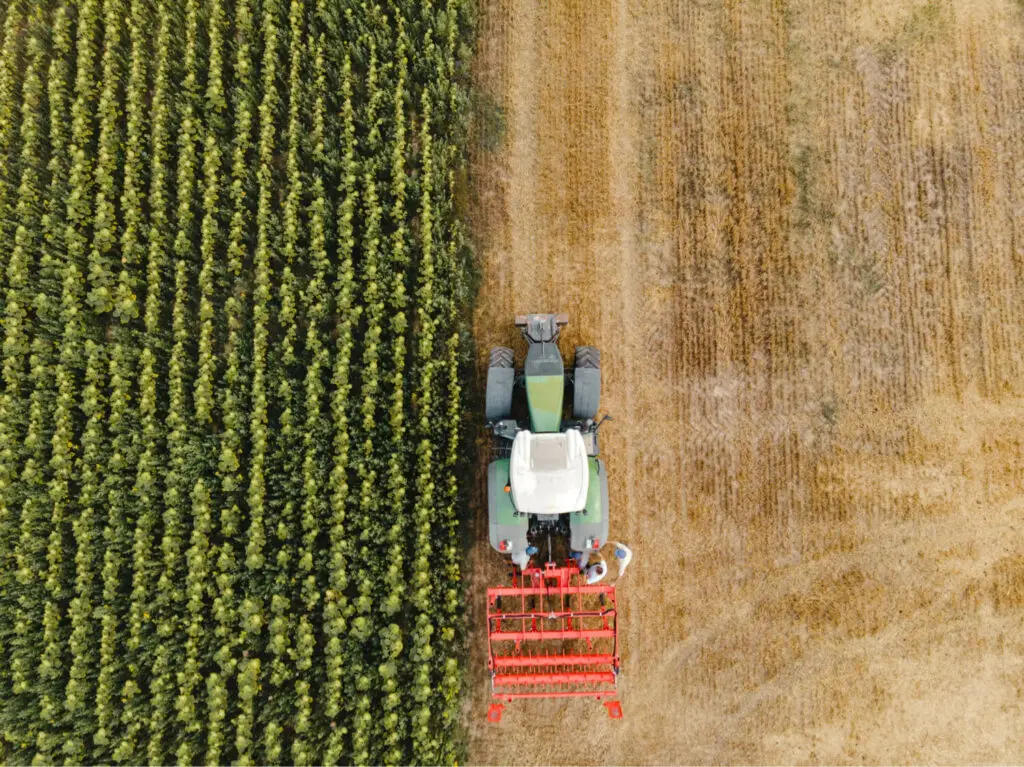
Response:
488,610,613,620
494,672,616,686
489,627,615,642
493,690,618,700
491,654,617,668
489,585,616,598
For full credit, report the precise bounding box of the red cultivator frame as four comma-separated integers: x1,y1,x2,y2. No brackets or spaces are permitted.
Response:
485,562,622,722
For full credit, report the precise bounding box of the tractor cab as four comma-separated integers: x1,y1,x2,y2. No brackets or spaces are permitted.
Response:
508,430,589,515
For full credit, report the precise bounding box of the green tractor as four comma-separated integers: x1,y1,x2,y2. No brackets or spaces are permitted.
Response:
485,313,611,569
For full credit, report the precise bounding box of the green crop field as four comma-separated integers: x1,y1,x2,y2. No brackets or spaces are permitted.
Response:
0,0,473,763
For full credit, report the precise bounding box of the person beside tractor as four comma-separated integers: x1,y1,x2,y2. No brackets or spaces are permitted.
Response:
611,541,633,577
573,536,626,573
584,558,608,584
571,540,633,581
511,545,539,570
570,549,591,571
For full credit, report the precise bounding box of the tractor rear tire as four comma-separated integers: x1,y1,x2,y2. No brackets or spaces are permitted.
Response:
573,346,601,420
486,346,515,421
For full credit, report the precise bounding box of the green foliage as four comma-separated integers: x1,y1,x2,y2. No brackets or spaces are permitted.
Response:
323,54,358,762
193,0,227,427
118,1,174,759
85,0,125,315
0,1,476,764
1,19,49,756
209,0,256,761
0,0,26,312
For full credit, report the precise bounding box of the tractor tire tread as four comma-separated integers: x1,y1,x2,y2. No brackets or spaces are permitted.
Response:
489,346,514,368
573,346,601,419
575,345,600,369
486,347,515,420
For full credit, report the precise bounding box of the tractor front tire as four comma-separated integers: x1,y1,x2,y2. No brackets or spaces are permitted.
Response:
573,346,601,420
485,346,515,421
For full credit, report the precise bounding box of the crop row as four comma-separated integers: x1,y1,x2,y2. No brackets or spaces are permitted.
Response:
0,0,474,763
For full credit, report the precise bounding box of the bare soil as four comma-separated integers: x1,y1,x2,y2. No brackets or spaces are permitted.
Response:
464,0,1024,763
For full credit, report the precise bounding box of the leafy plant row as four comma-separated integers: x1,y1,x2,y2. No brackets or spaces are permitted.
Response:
0,0,475,764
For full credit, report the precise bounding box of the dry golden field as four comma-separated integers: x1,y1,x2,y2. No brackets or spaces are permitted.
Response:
465,0,1024,763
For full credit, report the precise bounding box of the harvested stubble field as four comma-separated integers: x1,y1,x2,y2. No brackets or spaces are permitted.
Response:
465,0,1024,763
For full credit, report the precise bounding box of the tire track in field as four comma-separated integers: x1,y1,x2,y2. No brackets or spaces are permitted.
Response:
466,0,655,758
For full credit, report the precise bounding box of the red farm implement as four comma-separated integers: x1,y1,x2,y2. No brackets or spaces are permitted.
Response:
485,562,622,723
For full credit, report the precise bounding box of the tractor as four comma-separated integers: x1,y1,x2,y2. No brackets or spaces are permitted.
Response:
483,313,622,722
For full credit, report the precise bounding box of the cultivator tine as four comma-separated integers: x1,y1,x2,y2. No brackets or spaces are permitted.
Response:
486,562,621,719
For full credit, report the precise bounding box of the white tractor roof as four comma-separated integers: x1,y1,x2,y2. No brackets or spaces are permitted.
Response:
509,429,589,514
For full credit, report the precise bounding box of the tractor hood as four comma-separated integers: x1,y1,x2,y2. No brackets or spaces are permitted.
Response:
509,429,589,514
